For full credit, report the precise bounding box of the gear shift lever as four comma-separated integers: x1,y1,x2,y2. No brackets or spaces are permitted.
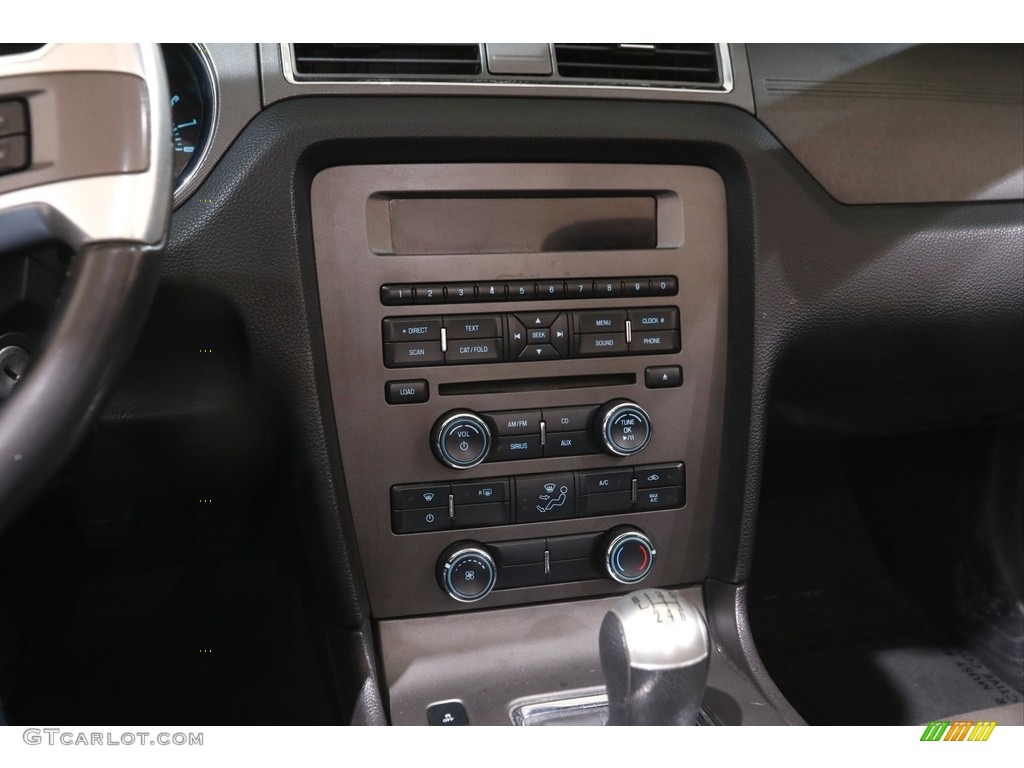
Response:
599,588,710,725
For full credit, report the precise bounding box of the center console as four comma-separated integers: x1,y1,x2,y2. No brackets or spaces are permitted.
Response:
311,163,728,621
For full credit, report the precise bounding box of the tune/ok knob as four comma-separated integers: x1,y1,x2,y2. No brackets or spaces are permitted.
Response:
437,541,497,602
431,410,492,469
602,526,656,584
593,400,652,457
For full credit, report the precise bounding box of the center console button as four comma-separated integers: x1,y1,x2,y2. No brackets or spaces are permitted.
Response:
527,328,551,344
543,405,596,433
383,317,442,342
543,430,596,457
391,482,450,510
515,473,576,523
452,478,510,505
648,276,679,296
489,538,546,566
628,307,679,330
594,279,624,298
494,435,543,461
566,280,594,299
444,315,500,339
391,508,451,534
445,338,502,364
487,410,542,436
508,316,528,359
385,341,444,367
576,333,627,357
623,278,650,297
580,491,635,517
515,311,561,329
477,282,506,301
537,280,566,299
628,330,680,353
635,462,684,490
549,313,570,356
453,502,511,527
415,284,445,304
517,344,561,361
578,468,634,495
507,281,537,300
445,283,477,303
575,310,627,334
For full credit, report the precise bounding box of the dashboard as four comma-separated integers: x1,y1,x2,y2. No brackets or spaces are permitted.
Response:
0,43,1021,729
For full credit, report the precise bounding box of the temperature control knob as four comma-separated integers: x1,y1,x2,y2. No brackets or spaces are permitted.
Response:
594,400,652,457
431,410,492,469
437,541,497,602
602,526,656,584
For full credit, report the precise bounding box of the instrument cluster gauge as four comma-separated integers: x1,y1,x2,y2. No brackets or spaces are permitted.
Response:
161,44,216,202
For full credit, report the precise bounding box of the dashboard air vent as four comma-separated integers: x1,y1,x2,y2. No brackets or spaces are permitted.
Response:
291,44,481,79
553,44,722,87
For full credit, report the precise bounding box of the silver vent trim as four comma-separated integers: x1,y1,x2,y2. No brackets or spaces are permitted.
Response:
280,43,733,95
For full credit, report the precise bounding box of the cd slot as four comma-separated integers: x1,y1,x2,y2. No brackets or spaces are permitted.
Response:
439,373,636,396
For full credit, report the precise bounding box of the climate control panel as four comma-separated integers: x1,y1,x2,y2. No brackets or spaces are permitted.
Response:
391,462,684,534
436,526,657,602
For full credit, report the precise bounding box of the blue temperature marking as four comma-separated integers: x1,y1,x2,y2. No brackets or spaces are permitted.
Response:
175,119,198,129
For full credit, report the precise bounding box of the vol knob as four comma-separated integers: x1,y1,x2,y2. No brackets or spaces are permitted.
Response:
431,410,492,469
593,400,652,457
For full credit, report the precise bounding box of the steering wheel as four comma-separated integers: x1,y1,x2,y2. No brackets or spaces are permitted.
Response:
0,44,170,532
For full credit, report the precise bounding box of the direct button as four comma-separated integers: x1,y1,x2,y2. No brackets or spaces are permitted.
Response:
382,317,442,342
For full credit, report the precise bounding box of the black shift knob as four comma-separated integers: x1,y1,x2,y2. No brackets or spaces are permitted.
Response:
600,588,710,726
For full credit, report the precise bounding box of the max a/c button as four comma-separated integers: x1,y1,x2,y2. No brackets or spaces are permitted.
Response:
385,380,428,404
